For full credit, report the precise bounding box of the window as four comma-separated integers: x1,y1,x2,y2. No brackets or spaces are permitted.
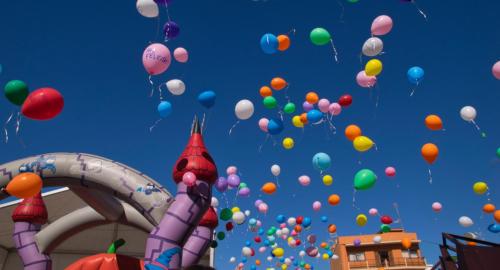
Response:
402,250,419,258
349,252,366,262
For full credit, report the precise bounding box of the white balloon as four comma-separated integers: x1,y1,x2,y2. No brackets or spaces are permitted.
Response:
287,217,296,226
459,216,474,227
373,235,382,243
276,229,283,237
284,258,292,265
211,197,219,208
229,257,236,263
460,106,477,122
464,232,478,239
136,0,159,18
233,211,246,225
332,254,339,260
166,79,186,96
271,164,281,176
281,228,290,235
362,37,383,57
235,99,255,120
242,247,252,257
244,210,251,216
299,250,306,257
267,256,273,262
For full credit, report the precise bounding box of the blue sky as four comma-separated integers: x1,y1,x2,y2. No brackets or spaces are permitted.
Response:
1,0,499,269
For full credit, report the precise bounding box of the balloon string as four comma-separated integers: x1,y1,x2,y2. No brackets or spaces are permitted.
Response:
410,87,416,96
158,82,165,100
153,16,161,43
148,75,155,97
149,118,162,132
164,4,172,22
330,39,339,62
15,112,21,135
201,113,207,134
287,28,297,36
352,189,360,211
327,117,336,134
428,168,433,184
412,1,428,21
312,119,324,125
336,0,345,23
471,120,481,132
258,134,270,153
228,120,240,135
3,111,14,143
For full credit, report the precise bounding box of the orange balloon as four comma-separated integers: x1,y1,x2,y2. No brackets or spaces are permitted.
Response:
305,264,311,270
261,182,277,194
328,224,337,233
345,125,362,141
294,225,302,233
6,173,43,199
328,194,340,206
277,35,291,51
467,241,477,246
425,115,443,131
494,210,500,223
421,143,439,164
259,86,272,97
270,77,287,91
300,113,308,124
255,260,261,266
305,92,319,104
402,237,412,249
483,203,496,214
320,242,327,248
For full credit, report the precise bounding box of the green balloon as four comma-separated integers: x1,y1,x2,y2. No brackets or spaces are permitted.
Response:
380,224,391,233
354,169,377,190
220,208,233,221
239,182,247,188
310,28,331,46
216,231,225,240
263,96,277,109
347,0,359,3
283,102,296,114
496,147,500,158
4,80,29,106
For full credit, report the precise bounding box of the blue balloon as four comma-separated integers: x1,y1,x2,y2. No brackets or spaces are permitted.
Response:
279,258,285,263
249,218,257,226
267,118,284,135
320,216,328,222
245,240,252,246
258,228,264,235
268,236,276,242
264,240,270,246
260,33,279,54
157,101,172,118
276,214,286,223
251,266,256,270
307,109,323,123
293,262,298,266
242,257,247,263
302,217,312,228
312,152,331,171
198,90,216,108
327,250,333,256
407,66,424,85
488,223,500,233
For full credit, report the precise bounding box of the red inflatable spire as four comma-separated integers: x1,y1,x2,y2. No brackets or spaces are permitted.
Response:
11,192,48,225
172,116,218,184
198,207,218,229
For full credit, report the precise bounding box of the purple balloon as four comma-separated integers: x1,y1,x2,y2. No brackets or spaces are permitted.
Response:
302,101,314,112
154,0,172,5
163,21,180,40
238,187,251,197
254,199,264,208
227,174,241,188
353,239,362,247
215,177,228,192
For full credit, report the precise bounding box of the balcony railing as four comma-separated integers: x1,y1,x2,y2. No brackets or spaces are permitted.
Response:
349,257,427,269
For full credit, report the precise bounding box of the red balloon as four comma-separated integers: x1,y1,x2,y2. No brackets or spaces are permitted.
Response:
296,216,304,225
295,239,301,245
250,248,255,256
254,236,262,243
21,88,64,120
338,94,352,107
225,222,234,231
380,215,393,225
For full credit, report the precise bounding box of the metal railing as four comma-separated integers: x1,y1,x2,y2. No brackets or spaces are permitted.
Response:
348,257,426,269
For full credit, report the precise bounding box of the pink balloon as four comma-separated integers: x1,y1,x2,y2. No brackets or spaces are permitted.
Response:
280,223,287,229
182,172,196,187
371,15,393,36
298,175,311,186
328,103,342,116
368,208,378,216
312,201,322,211
142,43,171,75
318,99,331,113
254,199,263,208
258,118,269,132
173,47,189,63
493,61,500,80
259,247,266,253
432,202,442,212
385,166,396,177
226,166,238,175
258,203,269,214
291,230,298,236
356,71,377,88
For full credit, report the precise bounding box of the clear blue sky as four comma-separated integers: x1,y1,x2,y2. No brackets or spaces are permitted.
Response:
1,0,499,269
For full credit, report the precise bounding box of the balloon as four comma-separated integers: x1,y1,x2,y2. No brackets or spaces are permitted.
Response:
271,77,287,90
227,174,241,188
263,96,278,109
277,35,291,51
460,106,477,122
381,215,393,225
338,94,353,107
220,208,233,221
298,175,311,186
353,136,374,152
260,33,279,54
21,88,64,120
302,217,312,227
282,137,294,149
271,164,281,176
259,118,269,132
287,217,296,226
231,207,240,214
233,211,246,225
356,214,368,226
227,166,238,175
225,222,234,232
328,224,337,233
402,238,412,249
163,21,180,40
276,214,286,223
356,71,377,88
306,92,319,104
211,197,219,208
362,37,383,57
261,182,277,194
354,169,377,190
217,231,225,240
329,103,342,115
283,102,296,114
136,0,159,18
373,236,382,243
305,246,319,257
292,116,304,128
432,202,442,212
215,177,228,192
483,203,495,214
353,239,362,246
272,248,284,258
492,61,500,79
310,28,331,46
425,115,443,130
496,147,500,158
306,109,323,123
182,172,196,187
155,101,173,118
229,257,236,263
267,118,284,135
173,47,189,63
369,208,378,216
238,187,251,197
459,216,474,227
407,66,424,85
260,86,272,97
371,15,393,36
4,80,29,106
365,59,383,76
142,43,171,75
6,173,43,199
312,201,322,211
235,99,255,120
322,175,333,186
380,224,391,233
154,0,172,5
385,167,396,177
166,79,186,95
198,90,216,108
312,152,331,171
327,194,340,206
318,99,330,113
473,182,488,195
488,223,500,233
242,247,252,257
494,210,500,223
421,143,439,164
258,203,269,214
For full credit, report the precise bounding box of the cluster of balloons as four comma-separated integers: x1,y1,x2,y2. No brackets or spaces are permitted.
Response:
215,166,251,197
136,0,180,41
260,33,291,54
471,181,500,233
344,125,375,152
290,93,350,130
143,43,189,76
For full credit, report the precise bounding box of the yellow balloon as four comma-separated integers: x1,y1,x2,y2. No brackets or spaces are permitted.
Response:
322,253,330,260
356,214,368,226
282,137,294,149
473,182,488,195
281,264,288,270
231,207,241,213
322,175,333,186
273,247,284,258
365,59,383,76
353,136,374,152
292,115,304,128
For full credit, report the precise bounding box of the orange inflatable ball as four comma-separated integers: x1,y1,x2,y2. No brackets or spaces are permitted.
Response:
494,210,500,223
277,35,291,51
255,259,261,266
425,115,443,131
305,92,319,104
300,113,308,124
294,225,302,233
345,125,362,141
261,182,277,195
328,194,340,206
320,242,327,248
259,86,272,97
6,173,43,199
270,77,287,91
328,224,337,233
402,237,412,249
421,143,439,164
483,203,496,214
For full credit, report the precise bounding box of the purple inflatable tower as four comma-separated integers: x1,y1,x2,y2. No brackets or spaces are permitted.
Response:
181,206,218,266
11,193,52,270
144,117,217,268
